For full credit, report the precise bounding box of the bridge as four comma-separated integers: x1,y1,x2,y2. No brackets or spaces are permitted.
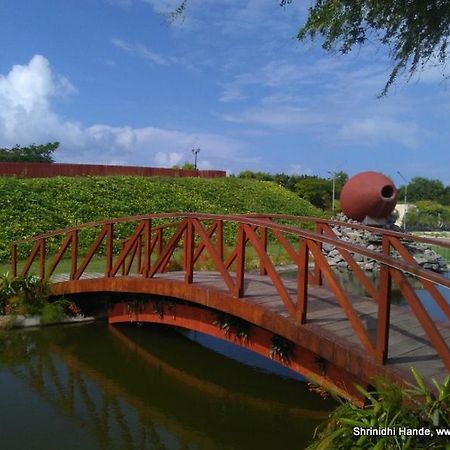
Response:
11,213,450,404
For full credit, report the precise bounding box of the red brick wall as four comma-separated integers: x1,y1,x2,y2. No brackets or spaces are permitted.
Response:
0,162,226,179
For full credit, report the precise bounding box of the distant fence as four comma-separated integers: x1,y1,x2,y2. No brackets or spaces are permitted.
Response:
0,162,226,179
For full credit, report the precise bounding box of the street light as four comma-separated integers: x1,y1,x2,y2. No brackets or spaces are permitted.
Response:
192,147,200,170
327,170,336,212
397,171,408,231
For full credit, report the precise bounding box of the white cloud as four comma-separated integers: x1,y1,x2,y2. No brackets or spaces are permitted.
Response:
339,118,420,149
219,83,245,103
0,55,254,171
154,151,184,166
287,163,313,175
112,38,169,65
220,105,326,128
0,55,83,147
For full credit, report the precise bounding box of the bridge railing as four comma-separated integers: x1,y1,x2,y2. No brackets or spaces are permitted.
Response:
10,213,450,370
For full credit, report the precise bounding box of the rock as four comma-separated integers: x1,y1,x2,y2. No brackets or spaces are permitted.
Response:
353,254,364,262
324,213,448,274
413,255,428,265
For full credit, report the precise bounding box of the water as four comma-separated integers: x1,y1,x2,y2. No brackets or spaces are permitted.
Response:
0,322,335,450
330,269,450,321
281,268,450,321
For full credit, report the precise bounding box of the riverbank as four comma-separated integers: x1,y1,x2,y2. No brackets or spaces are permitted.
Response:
0,314,95,329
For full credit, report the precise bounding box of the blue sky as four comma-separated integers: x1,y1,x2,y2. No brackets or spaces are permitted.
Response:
0,0,449,184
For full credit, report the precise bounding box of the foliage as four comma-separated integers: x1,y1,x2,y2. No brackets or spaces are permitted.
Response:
238,170,348,210
294,177,333,210
213,312,251,342
308,368,450,449
0,176,319,262
269,334,294,365
40,301,67,324
0,274,50,315
292,0,450,96
172,162,196,170
398,177,450,206
405,201,450,231
0,274,80,324
0,142,59,163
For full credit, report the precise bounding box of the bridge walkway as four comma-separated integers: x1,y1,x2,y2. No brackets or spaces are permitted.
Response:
52,270,450,386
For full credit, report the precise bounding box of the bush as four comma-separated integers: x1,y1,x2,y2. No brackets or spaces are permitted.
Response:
40,301,67,324
0,274,49,315
0,176,320,261
406,201,450,231
308,368,449,449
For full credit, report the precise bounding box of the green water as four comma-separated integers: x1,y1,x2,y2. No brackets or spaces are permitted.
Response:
0,322,335,450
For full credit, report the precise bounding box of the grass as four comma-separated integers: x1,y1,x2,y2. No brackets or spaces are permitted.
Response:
0,242,296,278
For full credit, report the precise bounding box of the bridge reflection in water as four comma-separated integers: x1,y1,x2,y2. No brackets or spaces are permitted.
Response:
0,323,333,450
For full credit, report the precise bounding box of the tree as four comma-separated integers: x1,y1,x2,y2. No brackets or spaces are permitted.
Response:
398,176,448,203
333,171,348,195
294,176,332,209
0,142,59,163
172,162,196,170
286,0,450,95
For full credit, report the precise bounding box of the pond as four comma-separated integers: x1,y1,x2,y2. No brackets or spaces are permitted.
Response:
0,321,335,450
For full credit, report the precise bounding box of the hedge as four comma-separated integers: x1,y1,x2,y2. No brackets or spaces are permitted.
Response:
0,176,320,262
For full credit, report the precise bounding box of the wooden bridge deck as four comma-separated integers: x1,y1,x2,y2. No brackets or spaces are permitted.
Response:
51,270,450,386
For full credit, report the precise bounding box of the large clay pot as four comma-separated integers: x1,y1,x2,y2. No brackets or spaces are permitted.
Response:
340,171,397,221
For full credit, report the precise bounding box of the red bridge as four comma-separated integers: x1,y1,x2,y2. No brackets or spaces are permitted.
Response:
11,213,450,404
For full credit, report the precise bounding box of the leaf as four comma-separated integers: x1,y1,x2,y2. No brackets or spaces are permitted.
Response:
371,437,386,450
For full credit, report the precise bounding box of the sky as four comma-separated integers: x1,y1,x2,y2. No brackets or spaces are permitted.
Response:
0,0,449,184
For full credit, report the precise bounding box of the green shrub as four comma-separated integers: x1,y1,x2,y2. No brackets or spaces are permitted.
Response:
308,368,450,449
406,201,450,231
0,274,49,315
40,301,67,324
1,176,319,262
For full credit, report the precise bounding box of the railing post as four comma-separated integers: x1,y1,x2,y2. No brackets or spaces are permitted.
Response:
71,230,78,280
376,235,392,364
235,224,246,298
121,242,126,276
136,235,142,273
314,222,323,286
184,218,194,284
217,219,223,261
11,244,17,278
143,219,152,277
105,223,114,277
297,239,309,324
39,238,46,280
259,226,268,276
157,229,164,256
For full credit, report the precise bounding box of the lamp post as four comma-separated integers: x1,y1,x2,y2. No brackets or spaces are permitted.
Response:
192,147,200,170
327,170,336,212
397,171,408,231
